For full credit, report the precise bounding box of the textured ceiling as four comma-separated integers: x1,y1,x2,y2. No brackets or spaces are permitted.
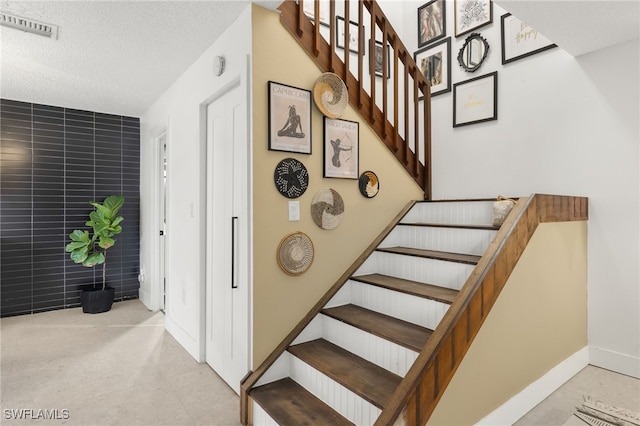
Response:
1,1,638,117
0,0,281,116
495,0,640,57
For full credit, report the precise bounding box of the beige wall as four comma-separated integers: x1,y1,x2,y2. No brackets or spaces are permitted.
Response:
428,221,588,425
251,5,423,367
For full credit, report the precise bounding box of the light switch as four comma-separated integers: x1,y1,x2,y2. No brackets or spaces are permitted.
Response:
288,201,300,221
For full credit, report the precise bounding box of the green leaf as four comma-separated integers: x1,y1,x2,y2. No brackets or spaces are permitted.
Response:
111,216,124,227
69,229,89,242
103,195,125,216
70,248,89,263
83,252,105,267
98,237,115,249
65,241,88,252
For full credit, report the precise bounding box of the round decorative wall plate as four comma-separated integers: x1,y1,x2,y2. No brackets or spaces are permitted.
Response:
311,188,344,230
358,171,379,198
274,158,309,199
277,232,314,276
313,72,348,119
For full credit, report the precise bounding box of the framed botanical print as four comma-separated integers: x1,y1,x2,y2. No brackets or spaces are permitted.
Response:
454,0,493,37
336,16,361,54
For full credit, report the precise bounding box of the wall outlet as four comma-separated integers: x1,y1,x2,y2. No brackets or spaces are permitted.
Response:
288,201,300,221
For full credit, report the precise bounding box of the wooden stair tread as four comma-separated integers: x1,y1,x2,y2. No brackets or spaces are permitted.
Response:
377,246,481,264
250,377,354,426
322,304,432,352
398,222,499,230
351,273,458,304
288,339,401,409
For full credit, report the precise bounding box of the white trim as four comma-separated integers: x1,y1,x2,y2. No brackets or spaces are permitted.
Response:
165,315,200,361
590,346,640,379
475,346,589,426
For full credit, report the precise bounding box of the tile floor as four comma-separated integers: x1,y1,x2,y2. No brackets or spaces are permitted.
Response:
1,300,638,425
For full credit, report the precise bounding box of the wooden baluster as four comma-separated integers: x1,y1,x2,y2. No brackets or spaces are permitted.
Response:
393,35,399,152
369,7,376,124
413,66,419,177
358,2,364,109
403,52,409,166
296,0,304,36
329,0,335,72
313,0,320,57
381,21,388,139
344,0,350,82
423,80,431,199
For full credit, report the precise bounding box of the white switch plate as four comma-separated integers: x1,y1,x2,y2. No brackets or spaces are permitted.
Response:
288,201,300,221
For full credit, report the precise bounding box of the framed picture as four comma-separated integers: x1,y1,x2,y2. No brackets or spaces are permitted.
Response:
414,37,451,97
370,39,390,78
454,0,493,37
453,71,497,127
336,16,361,54
323,117,359,179
268,81,312,154
418,0,446,48
303,0,330,25
501,13,556,64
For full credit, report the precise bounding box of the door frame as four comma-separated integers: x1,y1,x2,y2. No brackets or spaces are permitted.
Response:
151,127,169,313
198,58,253,372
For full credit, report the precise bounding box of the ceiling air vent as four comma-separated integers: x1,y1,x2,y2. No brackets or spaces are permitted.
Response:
0,12,58,39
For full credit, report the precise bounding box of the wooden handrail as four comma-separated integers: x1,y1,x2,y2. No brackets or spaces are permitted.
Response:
240,201,418,425
374,194,588,425
278,0,432,199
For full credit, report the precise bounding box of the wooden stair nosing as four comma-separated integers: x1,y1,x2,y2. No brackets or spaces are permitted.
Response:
287,339,401,409
321,304,432,352
350,273,458,304
250,377,354,426
376,246,481,265
397,222,499,231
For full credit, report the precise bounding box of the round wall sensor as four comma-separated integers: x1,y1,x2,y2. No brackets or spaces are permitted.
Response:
213,56,225,76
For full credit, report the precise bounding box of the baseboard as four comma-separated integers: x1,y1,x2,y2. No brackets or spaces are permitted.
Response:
165,315,201,362
590,346,640,379
476,346,589,426
138,287,151,309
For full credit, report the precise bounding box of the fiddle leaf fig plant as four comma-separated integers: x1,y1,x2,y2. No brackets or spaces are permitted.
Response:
66,195,124,290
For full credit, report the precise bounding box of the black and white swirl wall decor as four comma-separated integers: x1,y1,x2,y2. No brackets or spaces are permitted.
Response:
273,158,309,198
311,188,345,230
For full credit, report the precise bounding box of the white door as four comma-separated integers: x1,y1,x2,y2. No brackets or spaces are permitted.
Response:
205,83,249,394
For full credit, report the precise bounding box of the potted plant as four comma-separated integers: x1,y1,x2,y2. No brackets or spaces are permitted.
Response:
65,195,124,314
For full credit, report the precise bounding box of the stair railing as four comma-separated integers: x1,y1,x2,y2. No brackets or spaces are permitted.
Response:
279,0,432,199
375,194,589,425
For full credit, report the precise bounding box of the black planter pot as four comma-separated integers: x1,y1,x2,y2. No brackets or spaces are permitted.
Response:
80,287,115,314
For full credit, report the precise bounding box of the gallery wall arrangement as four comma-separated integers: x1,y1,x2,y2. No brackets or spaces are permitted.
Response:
270,71,378,277
414,0,557,126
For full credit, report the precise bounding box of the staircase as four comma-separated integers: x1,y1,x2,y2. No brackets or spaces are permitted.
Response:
248,199,499,425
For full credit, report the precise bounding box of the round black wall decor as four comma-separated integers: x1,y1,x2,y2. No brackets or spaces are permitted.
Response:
274,158,309,198
358,171,380,198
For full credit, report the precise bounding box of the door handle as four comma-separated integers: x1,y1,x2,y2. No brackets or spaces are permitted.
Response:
159,230,164,236
231,216,238,289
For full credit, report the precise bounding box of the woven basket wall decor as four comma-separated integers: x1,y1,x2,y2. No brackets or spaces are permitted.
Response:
358,171,379,198
276,232,314,276
311,188,344,230
313,72,348,119
273,158,309,199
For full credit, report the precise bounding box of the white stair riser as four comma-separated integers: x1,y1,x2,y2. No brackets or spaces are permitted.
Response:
402,201,495,225
382,226,497,256
321,315,418,377
289,355,381,425
357,252,475,290
251,402,279,426
348,280,449,329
